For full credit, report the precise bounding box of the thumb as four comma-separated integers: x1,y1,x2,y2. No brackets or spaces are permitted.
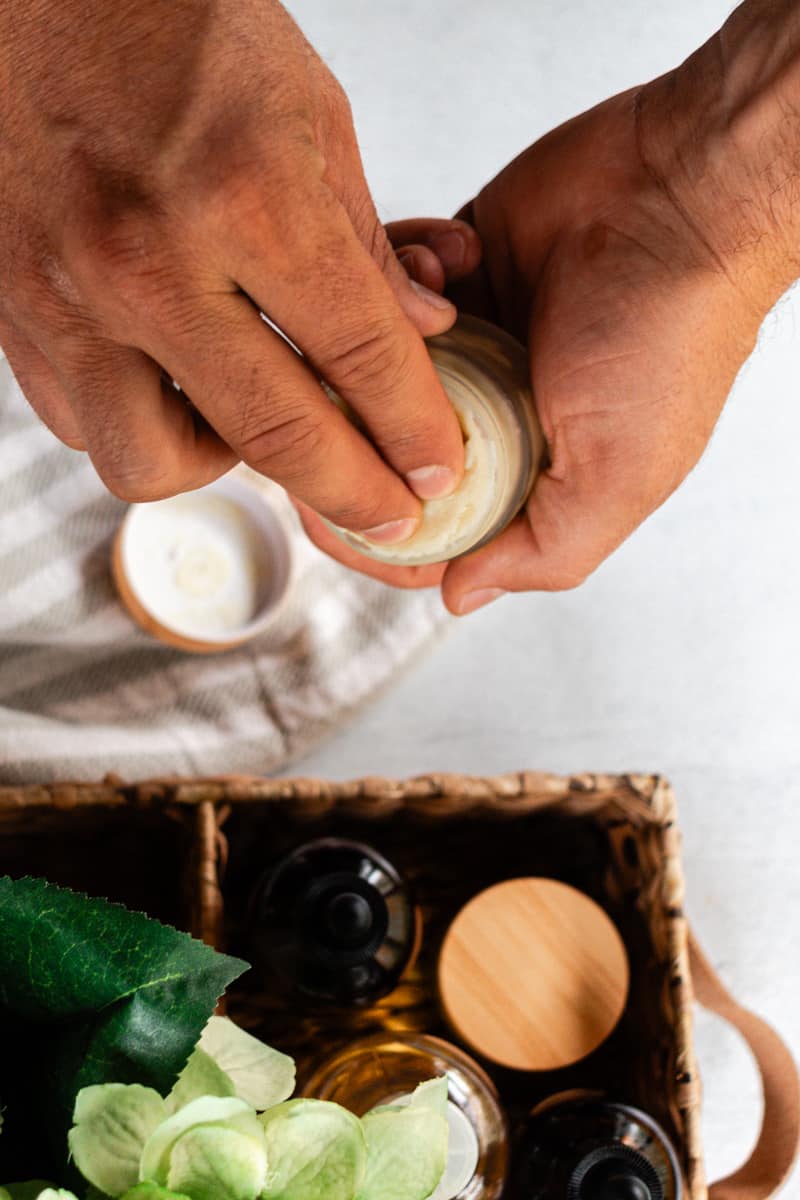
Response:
440,464,651,613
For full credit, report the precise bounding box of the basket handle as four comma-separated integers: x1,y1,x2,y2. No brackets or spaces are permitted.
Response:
689,931,800,1198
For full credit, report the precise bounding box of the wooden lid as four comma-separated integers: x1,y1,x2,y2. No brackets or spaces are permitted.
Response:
438,878,629,1071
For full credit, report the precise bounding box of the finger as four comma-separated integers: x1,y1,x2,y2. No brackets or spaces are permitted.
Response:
43,333,237,501
395,245,447,295
295,499,446,590
385,218,483,282
353,217,459,340
329,143,461,339
0,320,85,449
441,467,647,614
227,189,466,501
132,290,426,536
444,200,502,324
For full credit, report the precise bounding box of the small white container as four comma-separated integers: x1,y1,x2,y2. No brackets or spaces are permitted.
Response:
111,472,295,653
330,315,545,566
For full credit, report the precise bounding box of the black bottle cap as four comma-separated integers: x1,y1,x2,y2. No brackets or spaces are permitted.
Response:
248,837,416,1004
303,872,389,963
323,891,375,945
585,1172,652,1200
568,1145,663,1200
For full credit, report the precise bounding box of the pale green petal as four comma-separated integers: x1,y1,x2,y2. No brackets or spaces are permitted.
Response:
167,1126,267,1200
370,1078,449,1120
69,1084,167,1196
0,1186,69,1200
198,1018,295,1111
0,1190,78,1200
357,1107,448,1200
165,1049,236,1114
140,1097,260,1186
259,1100,366,1200
119,1185,191,1200
407,1078,448,1117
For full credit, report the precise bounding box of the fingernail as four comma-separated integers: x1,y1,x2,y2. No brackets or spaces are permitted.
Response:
427,229,467,273
409,278,453,311
455,587,506,615
405,464,458,500
361,517,419,545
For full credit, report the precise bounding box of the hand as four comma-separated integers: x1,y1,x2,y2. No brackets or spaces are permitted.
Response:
0,0,464,543
301,0,800,610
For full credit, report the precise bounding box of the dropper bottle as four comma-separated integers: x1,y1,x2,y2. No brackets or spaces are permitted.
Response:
246,837,420,1006
510,1093,684,1200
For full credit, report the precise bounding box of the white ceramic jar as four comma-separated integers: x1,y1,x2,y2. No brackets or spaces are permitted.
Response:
112,472,295,653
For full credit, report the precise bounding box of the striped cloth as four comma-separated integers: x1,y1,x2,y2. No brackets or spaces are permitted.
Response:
0,350,449,784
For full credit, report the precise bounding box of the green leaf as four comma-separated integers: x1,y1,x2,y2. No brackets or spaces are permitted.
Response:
140,1097,260,1186
356,1106,448,1200
0,876,248,1182
119,1184,190,1200
165,1050,236,1115
166,1126,267,1200
68,1085,167,1196
259,1100,366,1200
197,1018,295,1111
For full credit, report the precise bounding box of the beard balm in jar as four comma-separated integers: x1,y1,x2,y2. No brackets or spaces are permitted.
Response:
328,315,545,566
111,472,295,653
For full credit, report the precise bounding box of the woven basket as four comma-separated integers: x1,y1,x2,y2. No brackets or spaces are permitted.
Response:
1,771,796,1200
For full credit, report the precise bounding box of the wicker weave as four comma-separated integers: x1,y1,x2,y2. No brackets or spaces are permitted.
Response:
0,771,704,1198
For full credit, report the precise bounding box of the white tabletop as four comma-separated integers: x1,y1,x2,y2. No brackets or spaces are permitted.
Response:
283,1,800,1192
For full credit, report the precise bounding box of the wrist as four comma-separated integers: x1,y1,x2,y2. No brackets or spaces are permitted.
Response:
635,0,800,313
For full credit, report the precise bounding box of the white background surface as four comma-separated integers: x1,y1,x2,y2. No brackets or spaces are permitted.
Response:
283,1,800,1194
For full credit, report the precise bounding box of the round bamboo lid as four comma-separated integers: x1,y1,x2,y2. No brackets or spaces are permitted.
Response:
438,878,629,1071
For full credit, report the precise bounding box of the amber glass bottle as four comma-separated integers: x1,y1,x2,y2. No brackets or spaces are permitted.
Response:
247,837,420,1006
302,1032,508,1200
510,1093,684,1200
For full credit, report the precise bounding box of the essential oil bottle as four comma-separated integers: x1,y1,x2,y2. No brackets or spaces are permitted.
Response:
246,837,420,1006
510,1092,684,1200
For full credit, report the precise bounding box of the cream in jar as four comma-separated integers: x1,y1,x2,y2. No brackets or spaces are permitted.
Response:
329,315,544,566
112,473,294,653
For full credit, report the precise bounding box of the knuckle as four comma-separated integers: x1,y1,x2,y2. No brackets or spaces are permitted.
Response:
88,415,181,502
363,213,393,273
342,190,392,270
237,407,327,477
64,206,184,324
321,71,353,127
540,561,592,592
322,319,410,398
329,496,394,532
99,462,177,504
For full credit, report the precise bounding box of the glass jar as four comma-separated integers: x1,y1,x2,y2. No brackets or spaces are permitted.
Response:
302,1032,508,1200
246,837,420,1006
329,314,544,566
509,1092,684,1200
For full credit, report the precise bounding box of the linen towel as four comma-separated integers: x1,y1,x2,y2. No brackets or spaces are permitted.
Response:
0,352,449,784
